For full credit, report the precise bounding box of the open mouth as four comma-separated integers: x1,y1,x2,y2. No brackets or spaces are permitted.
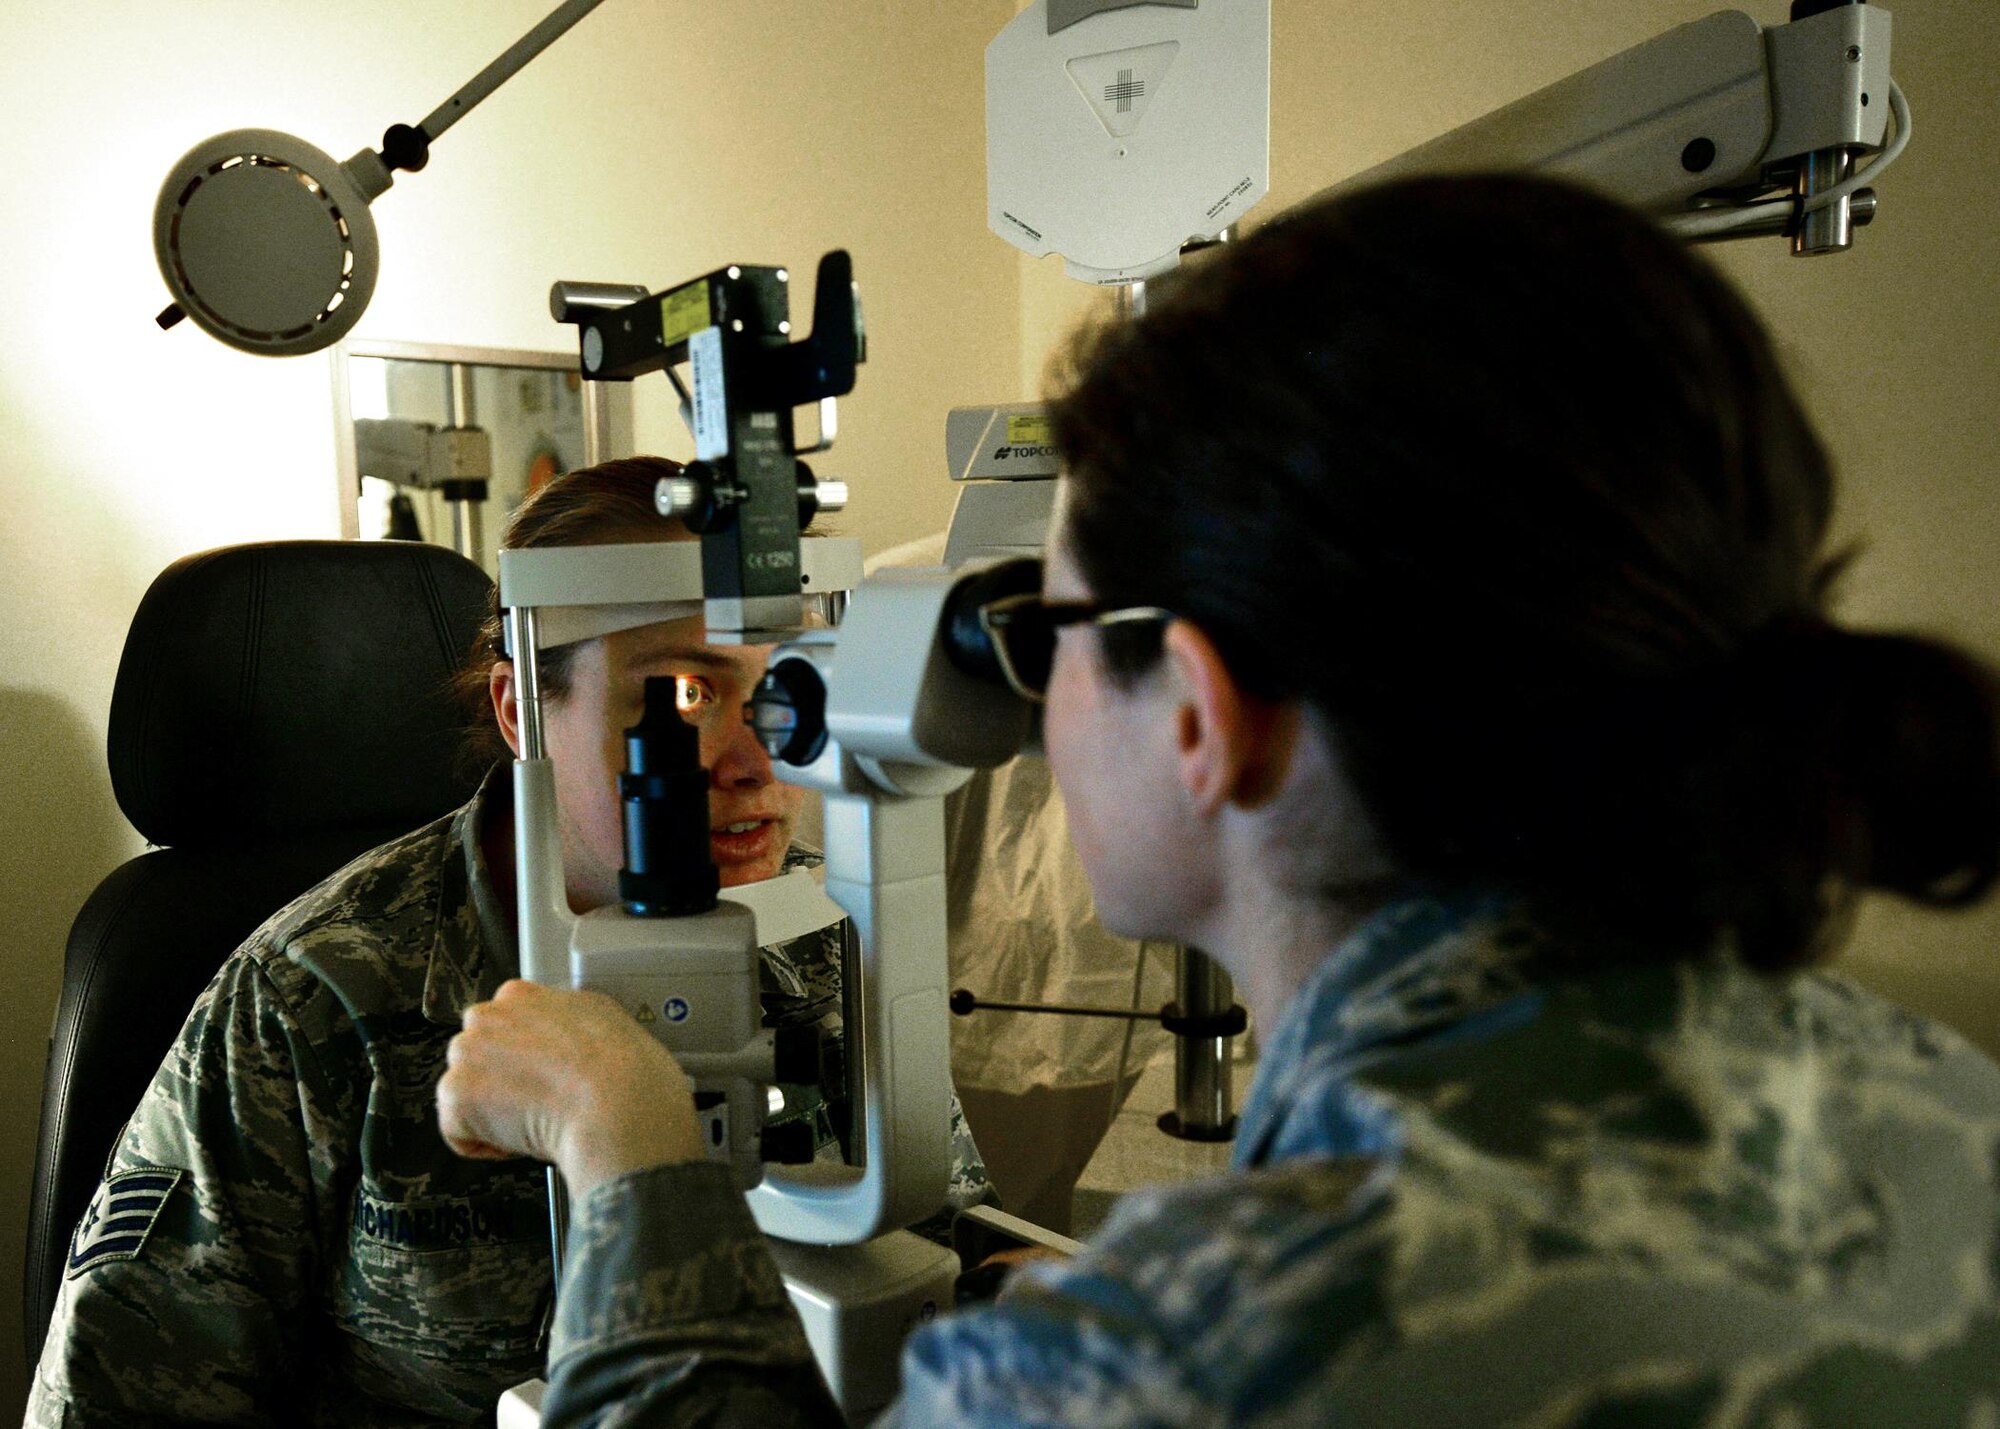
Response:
710,817,781,867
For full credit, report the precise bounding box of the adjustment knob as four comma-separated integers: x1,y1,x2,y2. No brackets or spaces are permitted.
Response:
656,473,705,520
656,461,742,533
794,460,849,524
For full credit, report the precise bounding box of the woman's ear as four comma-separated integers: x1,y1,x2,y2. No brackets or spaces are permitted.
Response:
489,662,523,759
1162,622,1300,816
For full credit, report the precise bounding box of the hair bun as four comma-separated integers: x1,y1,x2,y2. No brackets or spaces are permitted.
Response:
1820,629,2000,906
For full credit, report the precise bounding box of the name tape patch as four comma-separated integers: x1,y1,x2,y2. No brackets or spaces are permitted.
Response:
351,1186,538,1252
68,1167,183,1278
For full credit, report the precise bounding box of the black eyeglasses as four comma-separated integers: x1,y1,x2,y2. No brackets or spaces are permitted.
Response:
977,592,1174,702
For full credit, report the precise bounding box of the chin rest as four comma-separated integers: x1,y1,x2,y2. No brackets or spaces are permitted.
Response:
24,540,492,1366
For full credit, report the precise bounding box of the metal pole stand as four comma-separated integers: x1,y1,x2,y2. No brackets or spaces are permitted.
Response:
1157,947,1246,1142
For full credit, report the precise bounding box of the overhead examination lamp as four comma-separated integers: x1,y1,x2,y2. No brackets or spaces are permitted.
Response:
151,0,610,357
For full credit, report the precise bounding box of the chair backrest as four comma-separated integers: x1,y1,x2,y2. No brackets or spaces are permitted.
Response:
23,540,492,1367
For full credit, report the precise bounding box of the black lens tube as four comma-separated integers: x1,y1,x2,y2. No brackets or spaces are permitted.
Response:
619,676,720,916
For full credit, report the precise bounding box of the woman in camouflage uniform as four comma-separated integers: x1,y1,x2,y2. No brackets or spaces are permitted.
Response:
443,175,2000,1427
29,459,988,1426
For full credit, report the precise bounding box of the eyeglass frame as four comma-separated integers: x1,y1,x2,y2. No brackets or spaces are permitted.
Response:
976,591,1175,703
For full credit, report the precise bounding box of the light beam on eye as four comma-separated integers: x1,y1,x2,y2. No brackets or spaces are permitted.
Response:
676,675,716,714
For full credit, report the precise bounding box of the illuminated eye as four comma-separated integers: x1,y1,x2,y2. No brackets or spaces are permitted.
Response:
675,674,719,714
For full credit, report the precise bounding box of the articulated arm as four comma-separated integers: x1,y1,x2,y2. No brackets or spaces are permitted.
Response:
1331,6,1906,256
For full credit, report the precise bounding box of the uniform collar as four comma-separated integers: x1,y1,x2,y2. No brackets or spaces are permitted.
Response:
421,767,515,1027
1231,885,1544,1168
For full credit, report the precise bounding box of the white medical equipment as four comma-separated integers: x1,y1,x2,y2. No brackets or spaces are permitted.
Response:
1331,2,1903,257
985,0,1270,284
986,0,1904,285
493,260,1042,1419
354,399,493,563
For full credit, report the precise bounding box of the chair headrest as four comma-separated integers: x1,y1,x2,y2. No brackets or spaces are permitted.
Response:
108,541,494,846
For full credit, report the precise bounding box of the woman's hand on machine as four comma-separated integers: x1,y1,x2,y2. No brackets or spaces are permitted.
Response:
438,979,706,1196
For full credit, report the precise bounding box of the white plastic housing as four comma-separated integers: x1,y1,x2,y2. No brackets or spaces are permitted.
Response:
499,1229,962,1426
769,1231,960,1421
746,795,957,1244
1333,8,1894,219
943,403,1060,568
821,566,1034,772
569,871,845,1193
987,0,1270,283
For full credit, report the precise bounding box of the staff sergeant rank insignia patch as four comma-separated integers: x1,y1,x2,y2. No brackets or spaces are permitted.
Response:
67,1167,183,1278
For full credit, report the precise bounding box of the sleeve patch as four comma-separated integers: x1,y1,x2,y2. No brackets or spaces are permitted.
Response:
67,1167,184,1278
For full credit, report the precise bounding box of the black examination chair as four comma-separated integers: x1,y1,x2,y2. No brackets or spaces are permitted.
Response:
23,540,491,1367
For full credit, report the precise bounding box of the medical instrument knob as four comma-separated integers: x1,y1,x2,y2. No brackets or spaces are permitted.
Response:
656,474,704,520
811,480,850,514
549,279,652,324
794,461,849,525
655,462,745,533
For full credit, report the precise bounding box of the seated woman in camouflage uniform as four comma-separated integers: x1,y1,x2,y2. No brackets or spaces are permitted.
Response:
29,458,989,1426
437,175,2000,1427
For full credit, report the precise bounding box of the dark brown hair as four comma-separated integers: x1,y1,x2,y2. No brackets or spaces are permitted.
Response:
451,455,688,771
1047,174,2000,970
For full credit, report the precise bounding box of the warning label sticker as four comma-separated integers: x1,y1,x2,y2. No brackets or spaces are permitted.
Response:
661,281,714,349
1005,413,1052,446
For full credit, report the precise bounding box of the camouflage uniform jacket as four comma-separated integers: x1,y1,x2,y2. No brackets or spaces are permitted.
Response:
28,776,989,1427
538,887,2000,1428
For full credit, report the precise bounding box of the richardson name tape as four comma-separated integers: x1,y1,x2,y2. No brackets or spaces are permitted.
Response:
351,1187,539,1251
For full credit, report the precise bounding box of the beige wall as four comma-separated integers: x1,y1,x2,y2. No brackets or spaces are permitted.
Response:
2,0,1996,1410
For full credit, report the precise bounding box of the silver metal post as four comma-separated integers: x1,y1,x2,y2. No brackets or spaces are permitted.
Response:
507,599,565,1276
419,0,611,144
446,363,476,428
1681,190,1876,246
443,362,483,562
1114,281,1147,320
582,381,612,468
507,607,547,759
546,1170,569,1282
1159,947,1238,1141
1794,148,1857,257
